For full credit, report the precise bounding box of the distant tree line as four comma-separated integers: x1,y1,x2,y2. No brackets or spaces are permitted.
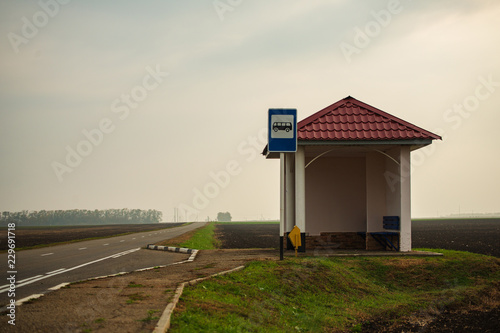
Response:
217,212,232,222
0,209,162,226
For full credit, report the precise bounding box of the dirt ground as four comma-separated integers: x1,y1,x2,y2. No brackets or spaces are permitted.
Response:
216,223,279,249
412,219,500,257
359,307,500,333
402,307,500,333
0,223,184,251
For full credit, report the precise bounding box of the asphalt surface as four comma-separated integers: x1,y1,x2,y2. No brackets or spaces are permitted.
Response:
0,222,205,306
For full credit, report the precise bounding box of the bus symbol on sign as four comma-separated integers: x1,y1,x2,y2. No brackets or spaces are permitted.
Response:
273,122,292,132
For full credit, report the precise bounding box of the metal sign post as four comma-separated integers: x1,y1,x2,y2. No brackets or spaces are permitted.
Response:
269,109,297,260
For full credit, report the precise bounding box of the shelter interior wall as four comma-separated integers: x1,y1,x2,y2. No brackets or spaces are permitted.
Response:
305,156,366,235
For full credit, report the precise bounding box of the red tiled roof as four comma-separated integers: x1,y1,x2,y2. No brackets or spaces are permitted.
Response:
298,96,441,141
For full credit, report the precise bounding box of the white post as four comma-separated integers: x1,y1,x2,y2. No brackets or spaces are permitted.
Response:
295,146,306,232
399,146,412,252
280,153,285,237
285,153,295,232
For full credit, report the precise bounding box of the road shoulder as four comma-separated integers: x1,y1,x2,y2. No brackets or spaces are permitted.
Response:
1,249,277,332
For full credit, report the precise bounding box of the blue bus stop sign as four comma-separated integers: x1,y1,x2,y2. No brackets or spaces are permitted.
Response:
268,109,297,152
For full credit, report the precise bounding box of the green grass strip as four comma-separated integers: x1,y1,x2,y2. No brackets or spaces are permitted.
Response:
170,249,499,332
179,222,219,250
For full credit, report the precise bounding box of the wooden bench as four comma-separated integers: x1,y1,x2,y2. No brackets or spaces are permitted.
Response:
359,216,400,251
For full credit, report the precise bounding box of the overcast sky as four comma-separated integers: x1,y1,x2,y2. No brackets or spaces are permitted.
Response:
1,0,499,221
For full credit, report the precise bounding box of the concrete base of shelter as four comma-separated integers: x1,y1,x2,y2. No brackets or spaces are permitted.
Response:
284,250,443,257
283,233,402,252
306,233,366,250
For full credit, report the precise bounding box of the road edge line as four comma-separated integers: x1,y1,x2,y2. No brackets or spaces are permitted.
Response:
153,265,245,333
15,294,44,306
47,282,70,291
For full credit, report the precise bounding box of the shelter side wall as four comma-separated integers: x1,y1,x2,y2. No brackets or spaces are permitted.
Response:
305,156,366,235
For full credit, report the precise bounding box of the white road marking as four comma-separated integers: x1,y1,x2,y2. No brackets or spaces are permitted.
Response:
17,275,43,284
110,248,140,258
132,238,136,240
48,282,70,291
120,240,125,242
103,243,109,246
46,268,66,275
41,253,54,256
78,247,87,250
0,248,141,294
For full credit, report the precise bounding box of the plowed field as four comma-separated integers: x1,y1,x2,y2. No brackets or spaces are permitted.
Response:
216,219,500,257
0,223,184,250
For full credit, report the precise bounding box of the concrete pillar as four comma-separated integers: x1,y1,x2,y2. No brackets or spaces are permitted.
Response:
399,146,412,252
384,146,412,252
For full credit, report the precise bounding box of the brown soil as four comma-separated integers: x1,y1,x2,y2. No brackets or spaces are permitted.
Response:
0,223,184,251
216,223,279,249
412,219,500,257
364,289,500,333
412,307,500,333
1,249,277,332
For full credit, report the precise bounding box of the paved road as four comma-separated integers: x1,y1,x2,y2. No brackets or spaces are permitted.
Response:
0,222,206,306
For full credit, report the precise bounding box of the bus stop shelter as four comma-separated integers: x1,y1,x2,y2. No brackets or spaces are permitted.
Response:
263,96,441,252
